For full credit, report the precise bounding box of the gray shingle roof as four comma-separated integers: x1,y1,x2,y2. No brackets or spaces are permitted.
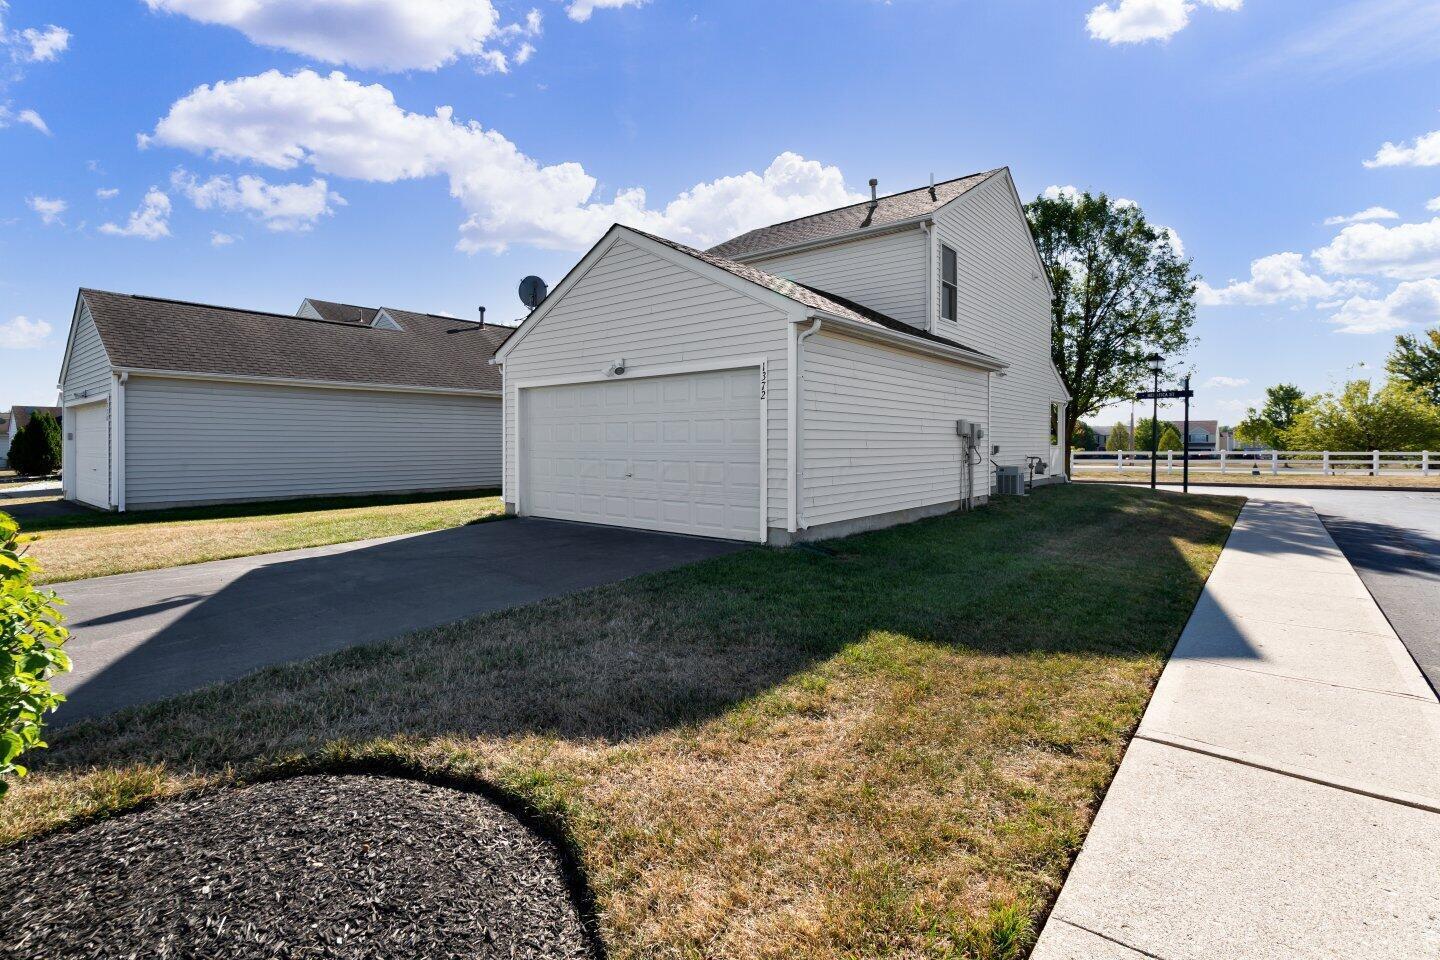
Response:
706,170,999,261
626,228,998,363
80,290,512,393
303,299,380,325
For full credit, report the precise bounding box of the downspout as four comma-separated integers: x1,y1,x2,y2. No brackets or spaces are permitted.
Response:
114,371,128,512
920,219,935,333
985,371,994,499
787,317,822,533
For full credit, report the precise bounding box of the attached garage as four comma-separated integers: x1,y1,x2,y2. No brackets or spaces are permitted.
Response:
520,367,764,540
495,225,1006,545
57,290,511,511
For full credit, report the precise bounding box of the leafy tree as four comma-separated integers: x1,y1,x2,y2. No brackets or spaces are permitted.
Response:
6,411,61,476
1285,380,1440,452
1158,424,1183,451
1105,422,1131,451
0,511,70,796
1133,417,1169,450
1387,328,1440,404
1261,384,1308,432
1071,421,1098,451
1026,189,1198,470
1233,411,1279,450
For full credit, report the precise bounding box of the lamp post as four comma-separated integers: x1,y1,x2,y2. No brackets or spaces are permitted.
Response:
1146,353,1164,490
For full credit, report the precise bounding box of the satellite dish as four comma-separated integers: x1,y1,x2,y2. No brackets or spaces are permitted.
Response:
519,275,548,310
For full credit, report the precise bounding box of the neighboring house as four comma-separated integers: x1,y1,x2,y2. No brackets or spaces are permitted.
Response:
3,405,63,469
56,290,511,510
494,167,1070,545
1165,419,1232,452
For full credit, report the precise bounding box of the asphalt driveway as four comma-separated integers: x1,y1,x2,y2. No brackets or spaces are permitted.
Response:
52,518,747,725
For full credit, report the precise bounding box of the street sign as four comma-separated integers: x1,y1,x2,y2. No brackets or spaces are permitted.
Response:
1135,389,1194,400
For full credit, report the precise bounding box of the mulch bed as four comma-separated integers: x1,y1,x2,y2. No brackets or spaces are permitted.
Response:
0,775,595,959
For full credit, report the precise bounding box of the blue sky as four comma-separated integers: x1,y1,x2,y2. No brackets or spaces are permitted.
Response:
3,0,1440,429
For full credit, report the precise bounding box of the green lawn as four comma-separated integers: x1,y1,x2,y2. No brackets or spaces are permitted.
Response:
5,484,1241,959
11,490,505,583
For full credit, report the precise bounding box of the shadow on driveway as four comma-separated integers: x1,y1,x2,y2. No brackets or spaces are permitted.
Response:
53,518,747,726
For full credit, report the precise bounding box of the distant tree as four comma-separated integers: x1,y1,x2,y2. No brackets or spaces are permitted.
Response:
1133,417,1163,450
1387,328,1440,405
1261,384,1309,432
1071,421,1098,451
1234,411,1280,450
6,412,61,476
1285,380,1440,452
1157,424,1183,451
1026,189,1198,471
1105,422,1132,451
1234,383,1309,450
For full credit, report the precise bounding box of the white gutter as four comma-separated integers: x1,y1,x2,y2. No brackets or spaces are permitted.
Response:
787,317,822,533
113,367,501,399
920,219,935,333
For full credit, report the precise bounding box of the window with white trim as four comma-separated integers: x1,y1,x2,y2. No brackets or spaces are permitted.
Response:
940,244,958,322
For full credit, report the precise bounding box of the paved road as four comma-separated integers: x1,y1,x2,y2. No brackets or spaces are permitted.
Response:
1159,484,1440,695
52,518,747,725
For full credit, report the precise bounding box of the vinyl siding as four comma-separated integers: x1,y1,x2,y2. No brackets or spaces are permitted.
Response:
122,377,501,508
501,237,791,528
931,172,1067,482
61,303,112,404
747,227,929,331
801,330,988,527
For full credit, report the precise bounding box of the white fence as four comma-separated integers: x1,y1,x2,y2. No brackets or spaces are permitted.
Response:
1072,449,1436,477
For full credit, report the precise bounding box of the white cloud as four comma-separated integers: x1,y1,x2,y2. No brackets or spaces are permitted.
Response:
0,315,50,349
18,24,69,61
1204,375,1249,388
1312,217,1440,280
1042,184,1083,201
1086,0,1240,45
99,188,171,239
1427,196,1440,213
210,230,237,246
1324,206,1398,226
567,0,647,23
1365,127,1440,168
26,195,65,225
172,169,343,232
1327,279,1440,334
143,0,540,73
14,107,46,134
1197,251,1371,306
143,69,863,253
95,187,119,200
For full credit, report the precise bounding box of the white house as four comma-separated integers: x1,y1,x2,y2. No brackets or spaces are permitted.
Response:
56,291,511,511
493,167,1069,544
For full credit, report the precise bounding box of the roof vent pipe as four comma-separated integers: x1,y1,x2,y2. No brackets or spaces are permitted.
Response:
477,306,486,327
929,173,937,201
862,178,879,227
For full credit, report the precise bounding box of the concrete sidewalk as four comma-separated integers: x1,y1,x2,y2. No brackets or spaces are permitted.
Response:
1032,499,1440,960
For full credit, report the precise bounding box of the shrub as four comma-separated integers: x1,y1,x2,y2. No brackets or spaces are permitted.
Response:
7,411,62,476
0,511,70,796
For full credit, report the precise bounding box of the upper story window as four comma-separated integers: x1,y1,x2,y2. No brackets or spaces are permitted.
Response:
941,245,958,323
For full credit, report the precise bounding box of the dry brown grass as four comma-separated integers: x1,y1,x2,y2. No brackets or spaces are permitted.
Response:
3,485,1241,959
14,492,505,583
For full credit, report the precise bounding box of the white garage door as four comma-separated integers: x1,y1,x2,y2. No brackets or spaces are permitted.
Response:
72,402,109,508
522,368,763,541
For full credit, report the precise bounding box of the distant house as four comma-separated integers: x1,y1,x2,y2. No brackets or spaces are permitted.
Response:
3,405,63,468
56,291,511,510
1166,420,1233,452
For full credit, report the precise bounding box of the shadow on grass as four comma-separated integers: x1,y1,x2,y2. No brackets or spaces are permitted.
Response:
43,484,1242,768
23,484,1244,960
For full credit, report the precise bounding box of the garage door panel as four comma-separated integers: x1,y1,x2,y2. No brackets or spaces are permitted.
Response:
72,402,109,509
523,368,761,541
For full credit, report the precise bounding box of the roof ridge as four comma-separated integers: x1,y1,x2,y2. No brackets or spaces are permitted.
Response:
718,169,998,241
84,290,387,332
